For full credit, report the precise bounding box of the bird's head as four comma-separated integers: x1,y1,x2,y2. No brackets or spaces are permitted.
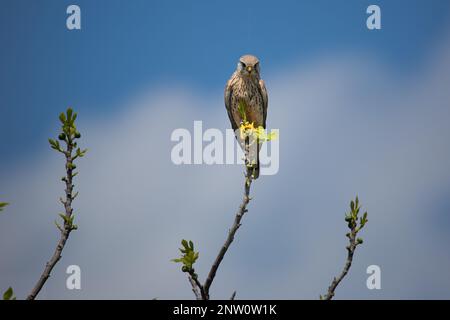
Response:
237,54,260,78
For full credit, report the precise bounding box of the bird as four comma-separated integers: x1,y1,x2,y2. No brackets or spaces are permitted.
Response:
224,54,268,179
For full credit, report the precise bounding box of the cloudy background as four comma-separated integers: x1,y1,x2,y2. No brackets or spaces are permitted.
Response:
1,0,450,299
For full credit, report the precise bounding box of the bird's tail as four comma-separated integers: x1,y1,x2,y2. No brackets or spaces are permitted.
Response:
254,141,260,179
245,138,260,179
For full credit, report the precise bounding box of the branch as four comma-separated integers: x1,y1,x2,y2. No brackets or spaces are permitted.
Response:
322,196,368,300
173,129,257,300
188,275,202,300
187,269,207,300
27,108,86,300
203,167,254,299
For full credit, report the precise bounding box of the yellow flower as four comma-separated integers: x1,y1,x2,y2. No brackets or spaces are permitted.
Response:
239,120,277,142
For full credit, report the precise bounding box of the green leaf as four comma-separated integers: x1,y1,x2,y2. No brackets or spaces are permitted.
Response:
238,100,248,122
0,202,9,212
66,108,73,122
3,287,15,300
59,112,67,124
67,163,77,170
48,138,62,152
359,211,368,227
59,213,70,224
172,239,200,271
54,220,63,232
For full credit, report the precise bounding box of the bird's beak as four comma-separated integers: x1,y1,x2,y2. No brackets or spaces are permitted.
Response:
246,66,252,73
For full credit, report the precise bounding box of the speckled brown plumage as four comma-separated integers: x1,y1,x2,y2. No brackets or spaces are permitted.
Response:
224,55,268,178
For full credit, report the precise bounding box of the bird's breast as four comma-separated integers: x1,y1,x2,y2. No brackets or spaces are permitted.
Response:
231,78,264,127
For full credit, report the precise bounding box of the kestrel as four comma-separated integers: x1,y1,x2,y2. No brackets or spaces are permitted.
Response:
224,54,268,178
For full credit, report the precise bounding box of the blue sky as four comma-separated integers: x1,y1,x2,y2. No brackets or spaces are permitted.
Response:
1,0,449,164
1,1,450,299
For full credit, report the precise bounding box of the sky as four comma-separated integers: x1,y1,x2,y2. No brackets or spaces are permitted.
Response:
1,0,449,164
1,0,450,299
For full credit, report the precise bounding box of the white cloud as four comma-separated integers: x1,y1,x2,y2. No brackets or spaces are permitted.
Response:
1,34,450,299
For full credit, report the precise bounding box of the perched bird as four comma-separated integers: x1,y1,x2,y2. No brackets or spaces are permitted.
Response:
224,54,268,178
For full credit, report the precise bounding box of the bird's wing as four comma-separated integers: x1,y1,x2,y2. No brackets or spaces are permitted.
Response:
224,77,239,132
259,79,268,128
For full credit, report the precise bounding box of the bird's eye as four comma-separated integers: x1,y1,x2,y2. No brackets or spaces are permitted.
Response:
240,62,246,68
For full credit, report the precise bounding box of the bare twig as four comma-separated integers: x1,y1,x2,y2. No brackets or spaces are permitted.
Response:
322,197,368,300
174,134,257,300
188,275,202,300
203,166,254,299
189,272,208,300
323,227,357,300
27,108,85,300
230,291,236,300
